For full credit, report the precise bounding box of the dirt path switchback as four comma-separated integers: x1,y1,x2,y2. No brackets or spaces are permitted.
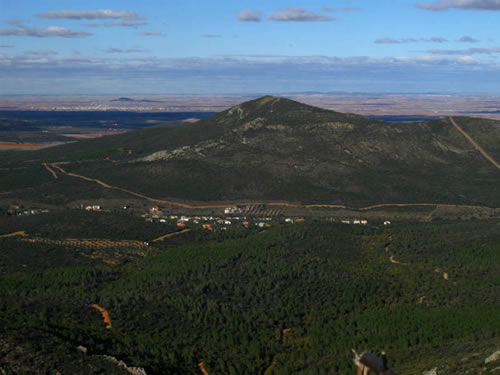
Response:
89,304,112,329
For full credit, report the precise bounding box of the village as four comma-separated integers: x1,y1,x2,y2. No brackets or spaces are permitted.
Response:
6,204,50,216
137,205,391,232
143,205,282,231
4,202,392,232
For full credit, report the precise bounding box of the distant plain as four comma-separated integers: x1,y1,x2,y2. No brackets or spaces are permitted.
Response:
2,93,500,119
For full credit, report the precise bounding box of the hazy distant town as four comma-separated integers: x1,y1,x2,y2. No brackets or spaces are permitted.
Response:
1,93,500,120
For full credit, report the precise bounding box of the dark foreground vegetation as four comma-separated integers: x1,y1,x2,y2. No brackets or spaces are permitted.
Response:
1,213,499,374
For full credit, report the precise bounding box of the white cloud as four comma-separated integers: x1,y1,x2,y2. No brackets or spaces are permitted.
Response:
140,31,164,36
238,9,262,22
24,50,58,55
323,7,362,12
375,37,447,44
416,0,500,11
425,37,448,42
0,25,92,38
1,53,497,95
269,7,335,22
1,52,494,70
427,47,500,54
38,9,143,20
86,21,147,27
375,38,415,44
101,47,150,53
201,34,222,38
459,36,479,42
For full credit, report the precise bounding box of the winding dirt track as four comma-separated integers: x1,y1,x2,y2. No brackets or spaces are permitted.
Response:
89,304,112,329
198,361,209,375
305,204,347,209
0,231,27,239
42,162,58,180
52,163,225,208
49,163,495,211
386,233,450,283
359,203,485,211
449,117,500,170
152,228,191,243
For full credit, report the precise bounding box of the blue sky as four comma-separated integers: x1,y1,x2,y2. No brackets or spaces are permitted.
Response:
1,0,500,95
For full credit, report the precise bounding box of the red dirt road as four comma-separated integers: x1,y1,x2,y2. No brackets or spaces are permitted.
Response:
359,203,485,211
0,231,27,238
89,304,112,329
198,361,209,375
152,228,191,243
50,163,497,211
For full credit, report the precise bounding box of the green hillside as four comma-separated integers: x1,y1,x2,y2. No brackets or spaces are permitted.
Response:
1,96,499,207
1,218,499,374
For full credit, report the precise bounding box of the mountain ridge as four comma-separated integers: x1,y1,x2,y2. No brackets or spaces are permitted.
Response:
1,96,499,208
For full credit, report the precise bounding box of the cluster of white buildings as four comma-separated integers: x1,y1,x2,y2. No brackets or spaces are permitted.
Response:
143,207,283,231
341,219,368,225
142,206,398,233
146,213,243,229
224,206,245,215
339,219,391,226
8,205,49,216
84,205,101,211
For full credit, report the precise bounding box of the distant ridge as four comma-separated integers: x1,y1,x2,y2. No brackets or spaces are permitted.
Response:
111,97,162,103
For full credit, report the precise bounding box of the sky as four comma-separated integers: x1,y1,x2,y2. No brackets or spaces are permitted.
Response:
1,0,500,95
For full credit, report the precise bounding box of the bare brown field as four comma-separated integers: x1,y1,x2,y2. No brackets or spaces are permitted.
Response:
0,141,65,150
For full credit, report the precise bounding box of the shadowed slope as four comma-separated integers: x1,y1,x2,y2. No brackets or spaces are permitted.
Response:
2,96,499,207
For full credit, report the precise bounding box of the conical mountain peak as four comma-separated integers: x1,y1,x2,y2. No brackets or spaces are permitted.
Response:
219,95,365,129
